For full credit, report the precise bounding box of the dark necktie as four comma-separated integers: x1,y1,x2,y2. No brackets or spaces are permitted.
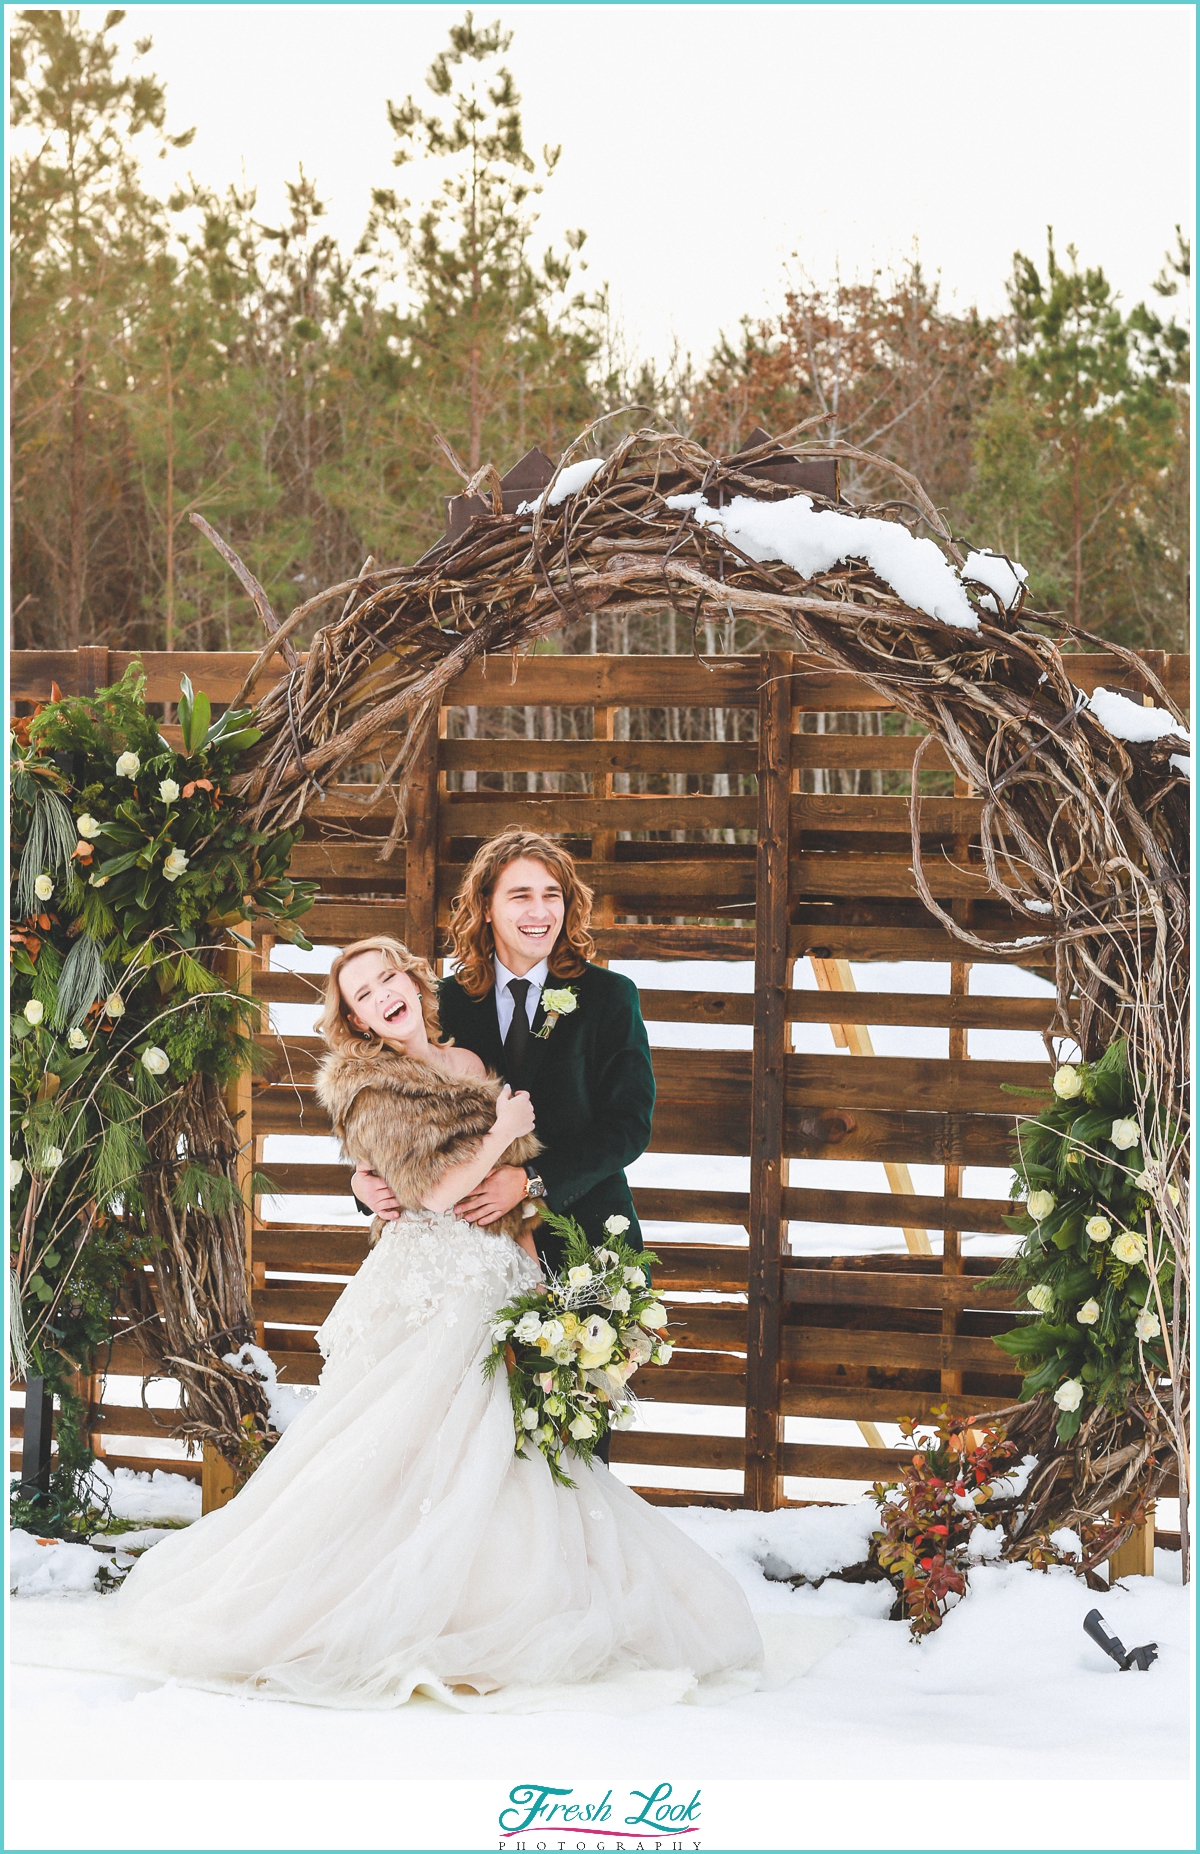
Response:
503,977,531,1079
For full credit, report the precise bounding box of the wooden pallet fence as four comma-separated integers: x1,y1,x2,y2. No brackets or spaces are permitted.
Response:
10,646,1188,1504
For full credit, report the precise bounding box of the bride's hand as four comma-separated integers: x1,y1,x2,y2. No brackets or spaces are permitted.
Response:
492,1083,535,1143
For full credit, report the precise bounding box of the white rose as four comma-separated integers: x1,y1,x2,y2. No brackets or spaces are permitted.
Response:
1052,1065,1083,1099
604,1215,630,1237
568,1412,596,1441
1026,1190,1056,1221
1134,1307,1161,1342
538,1319,565,1350
640,1302,669,1331
158,778,180,803
1053,1378,1083,1412
33,874,53,901
23,999,44,1025
512,1312,543,1343
104,992,125,1016
1076,1299,1100,1326
521,1407,539,1430
1110,1118,1140,1151
1111,1230,1146,1267
41,1146,63,1173
610,1287,631,1314
141,1046,170,1075
542,988,577,1015
652,1343,675,1365
1026,1283,1054,1315
115,751,140,778
89,874,108,888
162,848,190,882
9,1159,24,1191
489,1321,513,1344
76,815,101,840
67,1028,88,1051
1085,1215,1112,1243
623,1265,646,1287
595,1248,619,1269
567,1264,593,1288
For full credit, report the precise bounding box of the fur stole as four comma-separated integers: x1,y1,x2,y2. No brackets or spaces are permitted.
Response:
315,1044,542,1244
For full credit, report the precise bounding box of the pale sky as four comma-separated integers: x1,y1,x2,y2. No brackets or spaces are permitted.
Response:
43,5,1200,364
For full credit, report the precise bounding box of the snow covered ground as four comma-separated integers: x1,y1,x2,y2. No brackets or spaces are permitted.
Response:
6,1490,1191,1847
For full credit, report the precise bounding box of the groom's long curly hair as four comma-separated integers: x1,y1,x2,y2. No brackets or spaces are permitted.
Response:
449,829,594,1000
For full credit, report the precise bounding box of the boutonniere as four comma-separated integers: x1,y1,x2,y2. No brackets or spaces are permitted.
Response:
536,986,579,1039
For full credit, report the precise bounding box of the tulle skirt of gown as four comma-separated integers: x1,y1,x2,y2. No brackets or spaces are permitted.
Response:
114,1210,764,1710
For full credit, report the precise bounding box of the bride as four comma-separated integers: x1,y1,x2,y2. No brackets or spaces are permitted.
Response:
115,936,764,1710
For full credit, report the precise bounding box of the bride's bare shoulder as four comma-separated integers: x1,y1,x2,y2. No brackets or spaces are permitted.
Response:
436,1041,487,1080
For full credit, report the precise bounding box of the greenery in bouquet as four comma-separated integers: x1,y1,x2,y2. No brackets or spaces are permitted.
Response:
992,1038,1183,1445
483,1209,668,1487
9,664,316,1529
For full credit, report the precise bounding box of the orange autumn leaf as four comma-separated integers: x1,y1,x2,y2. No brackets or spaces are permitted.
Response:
50,682,63,702
73,839,94,861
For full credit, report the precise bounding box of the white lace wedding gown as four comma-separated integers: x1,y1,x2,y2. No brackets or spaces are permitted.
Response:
115,1210,764,1711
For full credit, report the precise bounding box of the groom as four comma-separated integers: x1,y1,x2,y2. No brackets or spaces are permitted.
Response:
351,827,655,1276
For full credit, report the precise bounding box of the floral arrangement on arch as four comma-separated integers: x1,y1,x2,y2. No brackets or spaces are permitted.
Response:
483,1209,670,1486
993,1039,1184,1444
9,664,317,1531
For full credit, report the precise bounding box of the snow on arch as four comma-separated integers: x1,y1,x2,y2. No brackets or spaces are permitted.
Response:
665,491,980,630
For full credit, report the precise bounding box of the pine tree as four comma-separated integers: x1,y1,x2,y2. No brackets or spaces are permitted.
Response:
358,11,596,495
10,8,193,647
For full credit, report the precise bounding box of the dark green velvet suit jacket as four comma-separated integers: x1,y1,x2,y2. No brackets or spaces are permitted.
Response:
437,963,655,1274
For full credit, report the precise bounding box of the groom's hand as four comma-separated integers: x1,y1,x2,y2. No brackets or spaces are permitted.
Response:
351,1164,401,1218
455,1164,529,1226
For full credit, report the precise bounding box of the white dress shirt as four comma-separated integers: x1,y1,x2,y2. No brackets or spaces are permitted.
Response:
493,955,549,1039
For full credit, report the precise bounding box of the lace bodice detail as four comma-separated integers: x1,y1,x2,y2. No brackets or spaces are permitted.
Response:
316,1209,540,1367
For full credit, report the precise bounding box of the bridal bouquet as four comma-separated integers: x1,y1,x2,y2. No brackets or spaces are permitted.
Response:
483,1208,669,1486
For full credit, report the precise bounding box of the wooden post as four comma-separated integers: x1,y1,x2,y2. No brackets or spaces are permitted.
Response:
1109,1504,1156,1579
942,777,973,1395
590,705,617,965
201,1442,238,1515
19,1377,54,1504
405,713,441,963
745,651,791,1510
75,645,110,698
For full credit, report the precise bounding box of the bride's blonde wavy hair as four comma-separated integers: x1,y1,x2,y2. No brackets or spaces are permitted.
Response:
449,829,594,1000
317,936,445,1058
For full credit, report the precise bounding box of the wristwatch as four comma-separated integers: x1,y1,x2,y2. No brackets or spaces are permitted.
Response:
522,1163,547,1200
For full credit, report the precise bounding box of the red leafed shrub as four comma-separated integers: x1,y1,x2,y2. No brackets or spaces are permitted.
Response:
870,1404,1018,1639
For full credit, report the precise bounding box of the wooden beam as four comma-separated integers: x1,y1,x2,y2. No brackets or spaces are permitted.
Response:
744,651,791,1510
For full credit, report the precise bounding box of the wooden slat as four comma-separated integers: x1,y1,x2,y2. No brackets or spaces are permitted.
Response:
436,859,757,902
442,655,761,706
607,1431,745,1472
789,922,1053,968
780,1384,1010,1423
441,794,758,833
782,1326,1021,1373
253,1039,1043,1117
252,970,1056,1035
11,648,1189,715
792,794,984,835
250,1083,1022,1165
439,739,760,775
792,733,953,772
782,1268,1017,1309
791,855,994,901
783,1186,1015,1235
780,1441,913,1481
